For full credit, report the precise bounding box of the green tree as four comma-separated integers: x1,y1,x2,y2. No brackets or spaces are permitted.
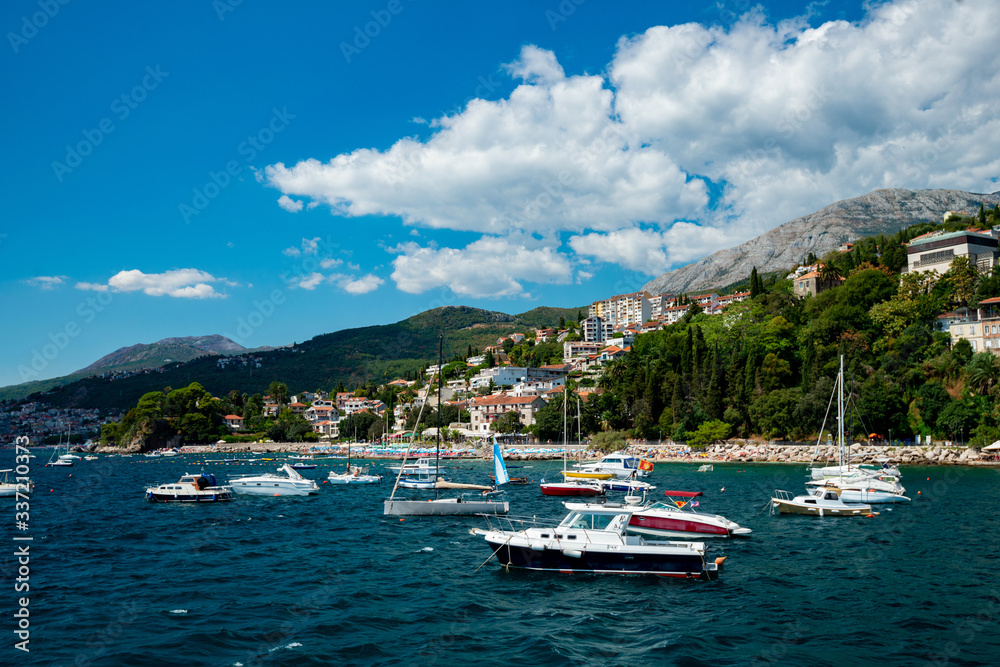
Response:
685,420,731,447
268,381,289,409
494,410,523,434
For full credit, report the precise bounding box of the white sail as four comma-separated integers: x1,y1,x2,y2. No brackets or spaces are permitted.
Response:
493,440,510,486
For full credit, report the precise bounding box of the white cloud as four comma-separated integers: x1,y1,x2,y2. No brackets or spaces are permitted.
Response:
295,272,326,290
75,269,226,298
390,236,572,298
282,236,322,257
319,257,343,269
264,1,1000,283
336,273,384,295
277,195,304,212
26,275,68,290
569,223,734,274
75,281,109,292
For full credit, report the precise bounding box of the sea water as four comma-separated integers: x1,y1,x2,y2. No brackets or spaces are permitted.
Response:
3,456,997,666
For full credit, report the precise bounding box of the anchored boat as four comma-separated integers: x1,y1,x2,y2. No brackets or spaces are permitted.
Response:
145,473,234,503
471,502,725,579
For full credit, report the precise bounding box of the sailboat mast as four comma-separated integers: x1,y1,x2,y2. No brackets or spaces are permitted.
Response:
435,334,443,498
838,355,845,467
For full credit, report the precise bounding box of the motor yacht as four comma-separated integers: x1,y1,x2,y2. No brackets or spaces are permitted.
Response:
145,473,234,503
229,464,320,496
471,501,725,579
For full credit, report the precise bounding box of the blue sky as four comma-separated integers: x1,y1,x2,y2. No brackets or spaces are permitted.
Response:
3,0,999,388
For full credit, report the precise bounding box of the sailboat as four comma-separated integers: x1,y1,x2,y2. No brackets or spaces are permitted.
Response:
46,426,75,467
540,388,604,496
328,440,382,484
384,335,509,516
771,357,873,516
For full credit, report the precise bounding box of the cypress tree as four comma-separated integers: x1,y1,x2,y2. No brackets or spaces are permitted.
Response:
750,267,760,298
979,203,987,227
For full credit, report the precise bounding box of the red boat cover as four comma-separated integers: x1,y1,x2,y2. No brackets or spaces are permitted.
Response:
663,490,704,497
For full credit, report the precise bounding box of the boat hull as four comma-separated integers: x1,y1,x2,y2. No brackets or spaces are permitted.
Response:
145,489,234,503
540,484,602,497
771,499,870,516
328,475,382,485
486,539,717,579
837,489,910,504
230,481,317,496
384,498,509,516
627,514,732,538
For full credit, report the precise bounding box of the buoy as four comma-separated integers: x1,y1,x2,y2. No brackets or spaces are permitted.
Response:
917,490,921,494
399,518,404,522
720,487,725,492
50,489,53,492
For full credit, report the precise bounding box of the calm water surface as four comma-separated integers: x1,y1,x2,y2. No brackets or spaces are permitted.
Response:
3,454,997,666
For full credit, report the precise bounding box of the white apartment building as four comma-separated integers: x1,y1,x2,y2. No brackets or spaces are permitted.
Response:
582,316,615,343
905,229,999,276
468,365,569,390
509,377,565,397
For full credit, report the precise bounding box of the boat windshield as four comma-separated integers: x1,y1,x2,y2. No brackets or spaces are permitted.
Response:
649,501,690,511
560,512,619,530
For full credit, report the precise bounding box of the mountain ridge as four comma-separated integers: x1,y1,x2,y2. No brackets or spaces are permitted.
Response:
5,305,584,410
643,188,1000,296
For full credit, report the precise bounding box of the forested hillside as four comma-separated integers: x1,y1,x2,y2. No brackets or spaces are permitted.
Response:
592,206,1000,447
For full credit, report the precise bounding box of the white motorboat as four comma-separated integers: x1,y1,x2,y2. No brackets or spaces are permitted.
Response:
328,466,383,485
386,457,438,475
327,441,382,484
471,502,725,579
770,487,872,516
697,464,714,472
627,491,751,538
229,464,320,496
806,477,910,504
145,473,234,503
574,452,651,479
84,455,98,461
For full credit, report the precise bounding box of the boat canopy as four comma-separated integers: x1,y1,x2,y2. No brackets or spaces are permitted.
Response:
662,490,703,497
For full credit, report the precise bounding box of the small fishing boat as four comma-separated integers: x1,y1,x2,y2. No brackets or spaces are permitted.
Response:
627,491,751,538
471,502,725,579
770,487,871,516
145,473,234,503
327,441,382,484
289,462,317,470
229,464,320,496
328,466,383,484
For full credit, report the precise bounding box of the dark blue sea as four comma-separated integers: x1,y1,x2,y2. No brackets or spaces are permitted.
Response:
3,453,998,667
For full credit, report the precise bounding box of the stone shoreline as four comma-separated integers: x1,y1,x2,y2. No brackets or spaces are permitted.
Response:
93,440,1000,466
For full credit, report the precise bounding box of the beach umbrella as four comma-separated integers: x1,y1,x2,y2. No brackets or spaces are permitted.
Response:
982,441,1000,451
